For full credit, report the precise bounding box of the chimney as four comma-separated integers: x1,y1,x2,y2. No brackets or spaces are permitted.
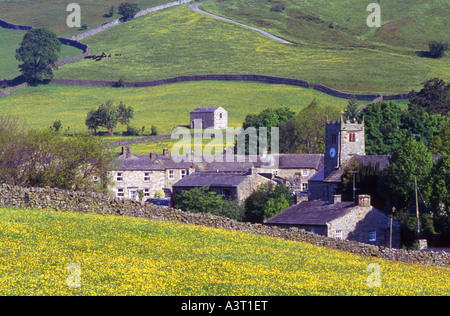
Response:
357,195,371,207
330,194,342,204
163,148,169,156
296,192,309,204
123,145,131,159
149,152,157,160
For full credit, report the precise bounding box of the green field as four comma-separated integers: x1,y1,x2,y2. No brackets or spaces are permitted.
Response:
0,28,84,79
0,0,178,37
0,207,448,295
202,0,450,50
52,5,449,94
0,81,353,135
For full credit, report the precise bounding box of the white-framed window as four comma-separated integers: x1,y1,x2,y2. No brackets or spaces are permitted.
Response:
168,170,174,179
335,230,343,240
93,175,99,183
144,172,151,182
369,230,377,242
273,170,279,176
116,172,123,182
302,169,308,176
301,183,308,191
144,188,150,197
181,169,188,178
117,188,124,197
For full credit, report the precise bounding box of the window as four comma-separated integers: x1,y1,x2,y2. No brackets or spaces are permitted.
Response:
331,134,337,144
181,169,187,178
144,188,150,197
349,132,356,142
335,230,343,240
144,172,150,182
117,188,124,197
116,172,123,182
302,169,308,176
219,113,223,119
93,175,99,183
301,183,308,191
369,230,377,242
223,189,231,199
168,170,174,179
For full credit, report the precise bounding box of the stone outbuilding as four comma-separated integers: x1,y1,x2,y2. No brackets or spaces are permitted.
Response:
265,194,401,248
190,106,228,129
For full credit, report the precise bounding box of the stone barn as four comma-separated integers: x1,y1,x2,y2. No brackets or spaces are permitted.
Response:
190,107,228,129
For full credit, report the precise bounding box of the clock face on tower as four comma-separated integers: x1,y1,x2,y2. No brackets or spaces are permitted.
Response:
329,147,336,158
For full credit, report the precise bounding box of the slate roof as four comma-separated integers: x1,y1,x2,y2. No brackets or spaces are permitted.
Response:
113,150,324,173
190,107,223,113
114,154,193,171
172,171,253,188
265,200,355,226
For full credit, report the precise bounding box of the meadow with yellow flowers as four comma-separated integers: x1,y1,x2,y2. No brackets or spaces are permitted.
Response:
0,207,448,296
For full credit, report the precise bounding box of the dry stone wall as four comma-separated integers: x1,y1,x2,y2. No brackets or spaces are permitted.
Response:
0,184,448,267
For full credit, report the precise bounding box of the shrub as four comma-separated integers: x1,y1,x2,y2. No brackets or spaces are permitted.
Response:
428,40,448,58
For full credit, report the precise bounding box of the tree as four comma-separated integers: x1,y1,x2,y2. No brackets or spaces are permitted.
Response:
238,107,294,154
118,2,140,21
428,41,449,58
85,100,134,136
385,137,433,207
243,183,294,222
345,97,361,122
173,187,245,221
280,99,341,154
0,121,115,192
409,78,450,117
429,122,450,155
15,28,61,83
363,102,408,155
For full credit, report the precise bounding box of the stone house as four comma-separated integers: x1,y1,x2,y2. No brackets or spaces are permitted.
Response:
110,146,195,201
190,107,228,129
172,169,272,204
265,194,401,248
253,154,324,192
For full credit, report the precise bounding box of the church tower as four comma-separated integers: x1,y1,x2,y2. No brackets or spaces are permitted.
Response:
324,116,365,179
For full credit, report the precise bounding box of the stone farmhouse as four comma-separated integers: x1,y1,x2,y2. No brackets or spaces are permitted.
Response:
265,194,401,248
190,106,228,129
110,146,195,200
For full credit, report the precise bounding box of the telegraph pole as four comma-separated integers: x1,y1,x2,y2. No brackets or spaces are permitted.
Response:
415,177,420,237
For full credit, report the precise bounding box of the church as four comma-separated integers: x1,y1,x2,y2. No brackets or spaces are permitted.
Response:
308,116,390,202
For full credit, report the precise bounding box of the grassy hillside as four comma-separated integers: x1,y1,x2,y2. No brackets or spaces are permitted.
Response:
0,0,179,37
0,207,448,295
53,5,449,94
0,81,352,134
203,0,450,50
0,28,82,79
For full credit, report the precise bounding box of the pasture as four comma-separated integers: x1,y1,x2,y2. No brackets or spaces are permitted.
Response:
52,5,449,94
0,81,353,135
0,207,448,295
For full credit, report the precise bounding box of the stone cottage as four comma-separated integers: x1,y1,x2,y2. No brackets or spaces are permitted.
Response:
190,107,228,129
265,194,401,248
110,146,195,201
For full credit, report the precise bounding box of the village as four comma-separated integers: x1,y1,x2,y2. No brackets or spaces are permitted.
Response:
111,106,403,249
